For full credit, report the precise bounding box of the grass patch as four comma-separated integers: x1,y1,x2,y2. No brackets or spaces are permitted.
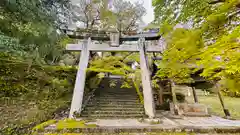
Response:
56,119,97,129
185,94,240,119
175,85,240,119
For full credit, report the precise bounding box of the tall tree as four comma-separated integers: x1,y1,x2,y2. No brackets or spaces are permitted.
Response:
107,0,146,32
70,0,103,29
0,0,70,44
153,0,240,93
0,0,71,64
70,0,146,32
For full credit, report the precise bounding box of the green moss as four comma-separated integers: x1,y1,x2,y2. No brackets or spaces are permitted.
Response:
88,76,103,89
44,133,193,135
87,68,126,76
56,119,97,129
32,120,57,130
132,79,144,104
44,134,84,135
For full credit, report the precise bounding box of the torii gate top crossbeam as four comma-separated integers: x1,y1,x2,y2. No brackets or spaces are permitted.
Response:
64,29,161,41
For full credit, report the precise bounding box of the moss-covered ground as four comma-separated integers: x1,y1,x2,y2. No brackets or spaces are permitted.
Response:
56,119,97,129
43,133,240,135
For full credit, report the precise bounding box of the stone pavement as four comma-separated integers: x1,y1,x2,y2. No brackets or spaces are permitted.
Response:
44,116,240,133
172,116,240,127
82,116,240,133
84,116,240,129
86,118,178,128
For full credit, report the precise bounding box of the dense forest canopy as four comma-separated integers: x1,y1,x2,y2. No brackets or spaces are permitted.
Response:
0,0,72,65
152,0,240,93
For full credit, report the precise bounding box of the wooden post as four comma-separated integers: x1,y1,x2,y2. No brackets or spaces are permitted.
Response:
138,38,155,118
158,83,164,105
192,86,199,103
170,80,178,115
215,82,231,118
69,38,91,118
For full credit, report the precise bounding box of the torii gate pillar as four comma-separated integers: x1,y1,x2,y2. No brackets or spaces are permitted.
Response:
138,38,156,118
69,38,91,118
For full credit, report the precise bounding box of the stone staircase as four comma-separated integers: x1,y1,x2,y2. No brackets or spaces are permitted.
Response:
81,78,146,118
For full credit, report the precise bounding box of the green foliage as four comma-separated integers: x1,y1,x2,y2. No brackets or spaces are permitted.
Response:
0,0,69,44
88,55,144,102
0,55,76,134
155,28,203,84
88,56,133,76
88,75,103,89
153,0,240,93
132,73,144,104
0,0,72,65
0,56,76,97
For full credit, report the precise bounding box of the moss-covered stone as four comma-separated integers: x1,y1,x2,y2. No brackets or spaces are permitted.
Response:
56,119,98,129
32,120,57,131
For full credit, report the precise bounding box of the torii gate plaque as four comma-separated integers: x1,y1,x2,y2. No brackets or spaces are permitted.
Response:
66,31,162,118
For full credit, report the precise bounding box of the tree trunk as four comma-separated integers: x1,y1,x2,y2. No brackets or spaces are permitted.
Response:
215,82,231,118
170,80,178,115
158,83,164,105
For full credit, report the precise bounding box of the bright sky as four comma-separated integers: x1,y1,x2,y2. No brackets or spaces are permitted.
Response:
127,0,154,24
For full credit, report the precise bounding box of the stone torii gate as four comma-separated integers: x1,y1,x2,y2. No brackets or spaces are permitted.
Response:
66,31,162,118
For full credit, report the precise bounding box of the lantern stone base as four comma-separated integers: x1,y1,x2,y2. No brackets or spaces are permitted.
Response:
170,103,210,117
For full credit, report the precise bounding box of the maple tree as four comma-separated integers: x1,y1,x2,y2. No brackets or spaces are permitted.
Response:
153,0,240,94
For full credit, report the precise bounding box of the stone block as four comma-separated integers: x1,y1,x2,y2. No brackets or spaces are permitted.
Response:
170,103,210,117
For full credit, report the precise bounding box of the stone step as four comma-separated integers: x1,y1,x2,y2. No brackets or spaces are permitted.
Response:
96,89,136,92
95,95,139,98
98,90,136,93
97,89,137,92
85,104,144,108
81,110,145,115
100,92,136,94
87,101,142,105
95,94,138,97
96,97,139,100
96,93,137,96
83,107,144,111
92,99,140,102
80,114,145,118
